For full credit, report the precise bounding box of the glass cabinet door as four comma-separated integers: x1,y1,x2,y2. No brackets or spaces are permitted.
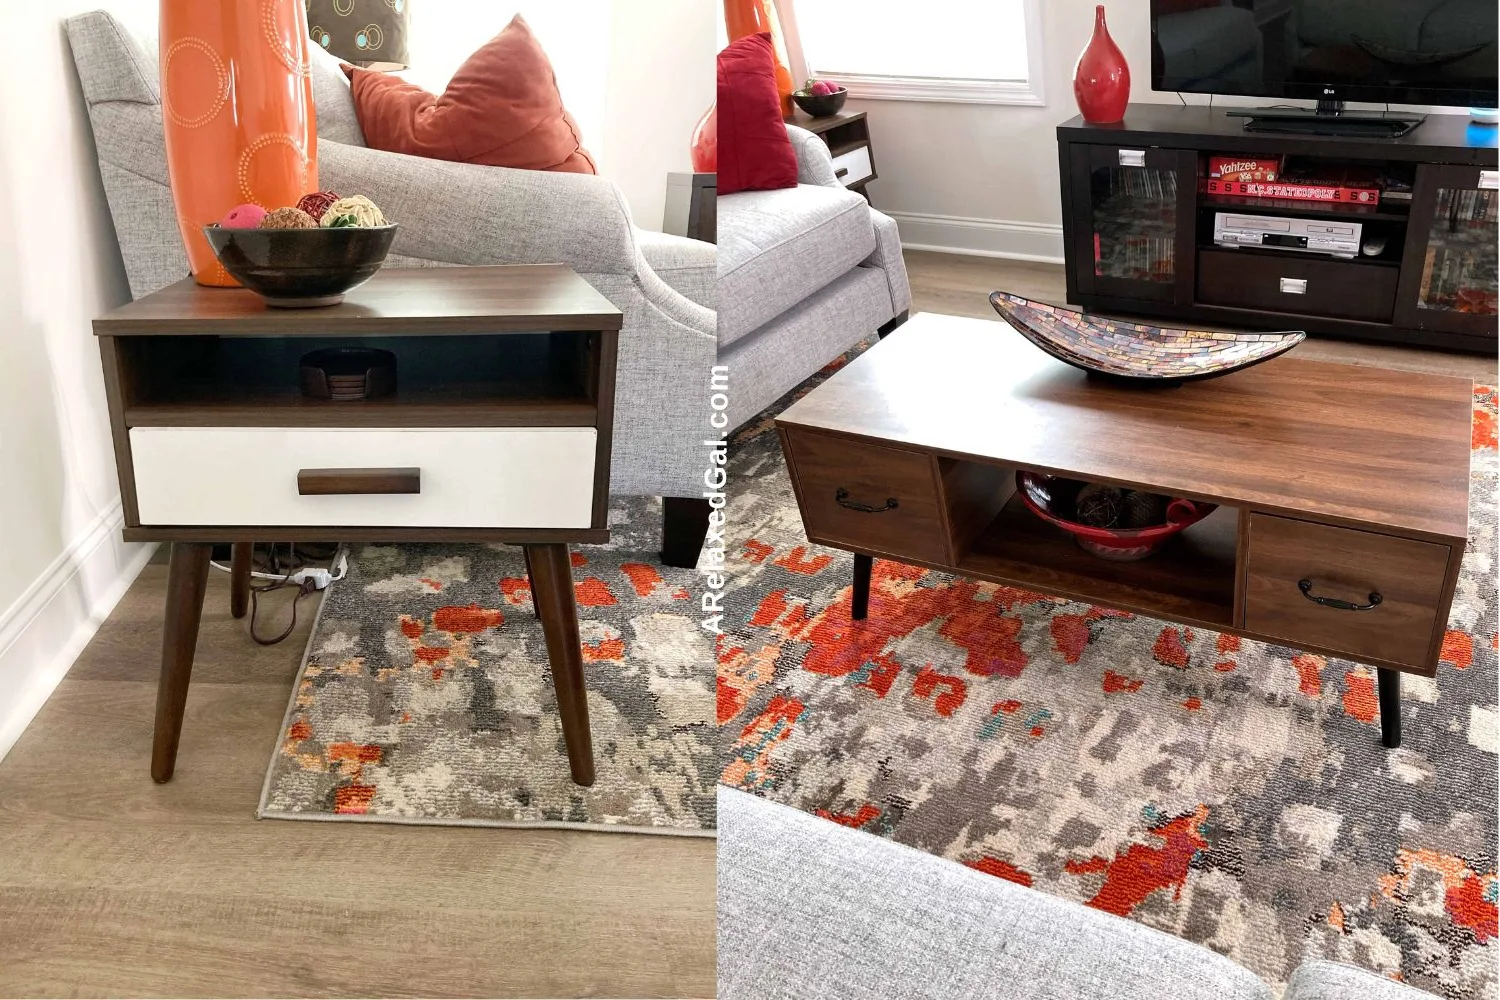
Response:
1395,165,1499,339
1068,146,1195,304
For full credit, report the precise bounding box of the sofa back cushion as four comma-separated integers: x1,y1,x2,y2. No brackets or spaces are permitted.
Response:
345,14,596,173
64,10,365,147
717,32,798,196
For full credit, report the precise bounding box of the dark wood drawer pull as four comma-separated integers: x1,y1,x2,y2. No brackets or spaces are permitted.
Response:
298,467,421,496
835,166,850,179
835,488,898,513
1298,578,1382,612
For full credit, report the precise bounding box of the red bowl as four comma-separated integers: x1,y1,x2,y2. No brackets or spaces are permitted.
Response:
1015,472,1216,561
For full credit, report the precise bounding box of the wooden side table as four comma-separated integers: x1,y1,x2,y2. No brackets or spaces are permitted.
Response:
94,265,622,786
785,109,878,201
664,172,717,243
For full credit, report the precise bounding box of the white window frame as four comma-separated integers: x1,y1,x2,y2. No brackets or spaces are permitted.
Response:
795,0,1046,106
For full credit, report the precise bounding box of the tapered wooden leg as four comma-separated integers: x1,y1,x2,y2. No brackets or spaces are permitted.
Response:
153,542,212,783
661,496,712,568
1378,668,1401,749
851,553,873,621
525,543,595,786
522,546,536,614
229,542,253,619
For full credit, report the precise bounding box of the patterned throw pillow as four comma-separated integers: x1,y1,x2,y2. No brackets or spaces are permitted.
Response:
306,0,410,69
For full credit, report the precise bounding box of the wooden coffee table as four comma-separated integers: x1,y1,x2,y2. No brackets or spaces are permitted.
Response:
95,265,621,785
775,312,1473,748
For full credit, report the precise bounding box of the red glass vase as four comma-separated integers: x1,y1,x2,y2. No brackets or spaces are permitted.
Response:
1073,5,1130,125
691,103,717,173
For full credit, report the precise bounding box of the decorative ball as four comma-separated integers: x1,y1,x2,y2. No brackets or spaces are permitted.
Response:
319,195,386,228
260,206,318,229
220,203,267,229
1074,484,1122,528
296,190,340,222
1120,490,1169,528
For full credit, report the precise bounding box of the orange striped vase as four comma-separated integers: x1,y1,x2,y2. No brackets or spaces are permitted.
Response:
160,0,319,286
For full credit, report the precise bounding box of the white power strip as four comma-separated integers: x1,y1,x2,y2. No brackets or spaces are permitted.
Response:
210,550,348,591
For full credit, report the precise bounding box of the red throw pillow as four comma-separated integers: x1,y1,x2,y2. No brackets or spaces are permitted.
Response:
718,33,798,196
344,15,596,173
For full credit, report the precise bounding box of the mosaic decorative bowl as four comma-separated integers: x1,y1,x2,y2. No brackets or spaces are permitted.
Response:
988,291,1305,383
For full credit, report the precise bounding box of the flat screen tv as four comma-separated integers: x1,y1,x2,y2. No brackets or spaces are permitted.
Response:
1151,0,1498,110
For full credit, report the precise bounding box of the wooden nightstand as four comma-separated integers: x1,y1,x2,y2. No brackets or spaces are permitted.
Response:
786,109,878,200
94,265,622,787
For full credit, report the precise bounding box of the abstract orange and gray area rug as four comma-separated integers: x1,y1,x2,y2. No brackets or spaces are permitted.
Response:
259,504,716,837
721,353,1497,998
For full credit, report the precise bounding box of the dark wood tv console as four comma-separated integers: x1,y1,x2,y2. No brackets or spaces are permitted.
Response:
1057,105,1498,354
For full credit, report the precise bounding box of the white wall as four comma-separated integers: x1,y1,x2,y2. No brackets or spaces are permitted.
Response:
0,0,158,761
783,0,1466,260
402,0,714,232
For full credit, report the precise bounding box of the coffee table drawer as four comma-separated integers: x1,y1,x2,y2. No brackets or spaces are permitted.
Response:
782,429,948,565
130,426,597,528
1243,514,1450,667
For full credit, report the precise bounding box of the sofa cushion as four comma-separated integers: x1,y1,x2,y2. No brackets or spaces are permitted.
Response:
65,11,159,107
718,788,1275,1000
309,44,367,147
65,11,366,148
345,14,596,173
1283,960,1438,999
717,184,876,347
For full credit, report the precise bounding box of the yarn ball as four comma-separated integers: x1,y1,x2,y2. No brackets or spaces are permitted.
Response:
220,203,267,229
319,195,386,228
259,207,317,229
1120,490,1169,528
1074,484,1122,528
296,190,340,222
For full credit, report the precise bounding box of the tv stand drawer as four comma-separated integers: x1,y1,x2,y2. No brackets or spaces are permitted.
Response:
1196,249,1398,323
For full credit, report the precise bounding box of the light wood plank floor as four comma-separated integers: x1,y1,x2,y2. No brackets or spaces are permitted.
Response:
0,556,715,999
905,250,1498,383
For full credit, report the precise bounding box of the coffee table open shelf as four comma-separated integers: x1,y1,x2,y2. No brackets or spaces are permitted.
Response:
957,486,1240,631
776,312,1473,750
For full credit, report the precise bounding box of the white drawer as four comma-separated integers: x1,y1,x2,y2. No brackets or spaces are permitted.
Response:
830,144,873,187
130,426,597,528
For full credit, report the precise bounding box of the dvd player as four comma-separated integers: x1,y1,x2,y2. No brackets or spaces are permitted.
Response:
1212,213,1362,259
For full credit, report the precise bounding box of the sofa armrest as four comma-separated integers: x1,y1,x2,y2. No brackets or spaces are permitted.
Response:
319,141,639,275
786,124,840,187
862,209,911,317
636,230,716,311
1283,961,1437,1000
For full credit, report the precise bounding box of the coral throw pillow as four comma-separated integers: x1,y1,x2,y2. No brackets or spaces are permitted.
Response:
718,33,797,196
344,15,596,173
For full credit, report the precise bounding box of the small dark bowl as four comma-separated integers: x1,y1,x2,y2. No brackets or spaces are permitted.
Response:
204,224,397,307
792,88,847,117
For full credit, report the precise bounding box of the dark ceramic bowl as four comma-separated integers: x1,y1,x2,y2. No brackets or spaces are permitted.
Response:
792,88,847,117
204,224,397,307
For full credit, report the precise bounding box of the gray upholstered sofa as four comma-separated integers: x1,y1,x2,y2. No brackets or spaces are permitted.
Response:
719,788,1437,1000
64,10,718,565
716,127,910,431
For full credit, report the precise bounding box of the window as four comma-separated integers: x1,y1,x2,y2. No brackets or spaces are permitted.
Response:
792,0,1044,105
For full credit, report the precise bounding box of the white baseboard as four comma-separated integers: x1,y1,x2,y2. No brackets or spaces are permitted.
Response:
0,500,155,762
886,211,1066,265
